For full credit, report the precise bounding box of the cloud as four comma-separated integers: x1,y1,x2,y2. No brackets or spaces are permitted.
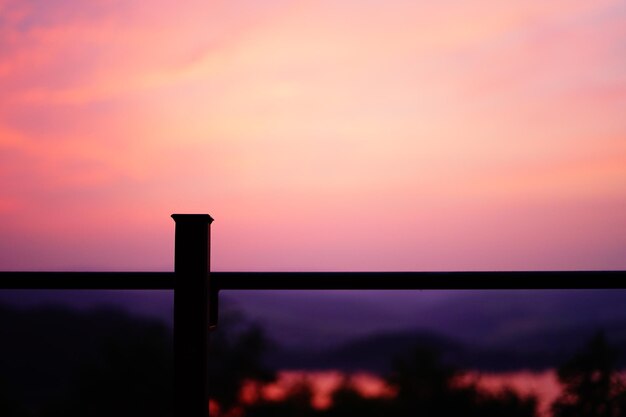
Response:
0,0,625,270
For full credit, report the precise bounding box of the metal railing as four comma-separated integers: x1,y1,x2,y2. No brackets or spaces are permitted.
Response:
1,213,625,417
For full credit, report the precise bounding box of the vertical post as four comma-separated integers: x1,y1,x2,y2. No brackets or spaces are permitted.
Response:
172,214,214,417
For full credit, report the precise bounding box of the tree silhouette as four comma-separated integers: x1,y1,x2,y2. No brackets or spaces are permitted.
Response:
239,344,538,417
41,316,174,417
0,373,29,417
552,332,626,417
208,309,275,414
387,346,455,416
243,377,319,417
476,388,539,417
0,305,175,417
386,346,537,417
324,376,390,417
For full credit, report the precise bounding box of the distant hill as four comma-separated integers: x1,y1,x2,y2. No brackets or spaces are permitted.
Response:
221,289,626,353
265,330,463,372
265,323,626,373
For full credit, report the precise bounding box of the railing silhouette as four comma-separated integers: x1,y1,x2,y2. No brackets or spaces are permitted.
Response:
0,213,625,417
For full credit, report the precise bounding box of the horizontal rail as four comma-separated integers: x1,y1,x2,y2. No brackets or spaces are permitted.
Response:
1,271,625,290
0,272,175,289
214,271,626,290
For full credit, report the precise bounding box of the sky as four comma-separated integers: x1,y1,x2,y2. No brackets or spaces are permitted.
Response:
1,0,625,272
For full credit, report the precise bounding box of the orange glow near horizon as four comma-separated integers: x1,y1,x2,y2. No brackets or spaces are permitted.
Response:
225,369,564,417
458,370,561,417
0,0,625,271
240,371,394,410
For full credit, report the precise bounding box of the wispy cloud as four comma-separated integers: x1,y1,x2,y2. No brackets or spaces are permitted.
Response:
0,0,624,270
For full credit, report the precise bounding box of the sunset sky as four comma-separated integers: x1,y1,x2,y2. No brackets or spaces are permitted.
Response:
1,0,625,272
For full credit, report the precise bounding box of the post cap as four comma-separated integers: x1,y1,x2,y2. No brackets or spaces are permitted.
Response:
171,214,214,223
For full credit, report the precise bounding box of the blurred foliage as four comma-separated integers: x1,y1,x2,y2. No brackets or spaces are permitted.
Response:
383,346,537,417
0,304,174,417
42,322,174,417
208,308,276,413
0,373,29,417
324,377,391,417
240,345,538,417
2,303,626,417
552,332,626,417
243,377,319,417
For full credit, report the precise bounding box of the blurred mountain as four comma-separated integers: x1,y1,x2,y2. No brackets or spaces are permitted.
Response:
265,321,626,373
223,289,626,352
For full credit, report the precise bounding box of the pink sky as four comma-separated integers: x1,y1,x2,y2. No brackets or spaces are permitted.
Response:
1,0,625,271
